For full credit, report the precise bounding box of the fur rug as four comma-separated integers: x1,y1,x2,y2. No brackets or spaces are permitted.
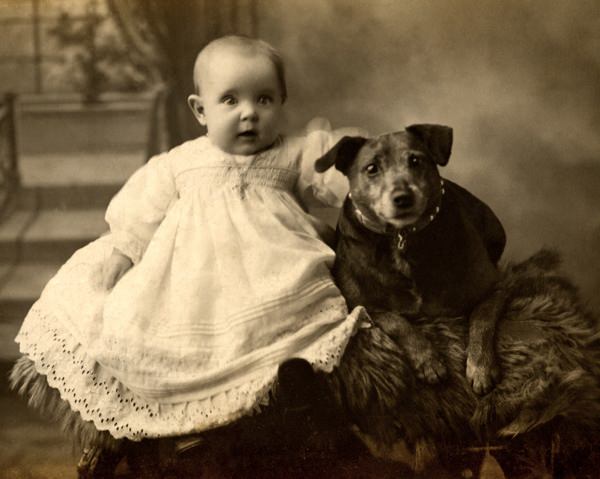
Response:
10,249,600,475
327,249,600,471
10,355,121,451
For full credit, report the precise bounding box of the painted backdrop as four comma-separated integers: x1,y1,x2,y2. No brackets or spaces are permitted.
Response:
258,0,600,310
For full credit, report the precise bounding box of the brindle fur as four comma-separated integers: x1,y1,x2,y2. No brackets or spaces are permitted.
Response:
316,124,507,394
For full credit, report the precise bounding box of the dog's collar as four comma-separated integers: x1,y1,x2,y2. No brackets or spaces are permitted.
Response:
350,179,445,252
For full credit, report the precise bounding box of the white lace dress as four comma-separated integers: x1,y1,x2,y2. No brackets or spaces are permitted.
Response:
15,128,365,440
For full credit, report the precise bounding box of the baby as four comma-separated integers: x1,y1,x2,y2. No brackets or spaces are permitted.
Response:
12,34,366,460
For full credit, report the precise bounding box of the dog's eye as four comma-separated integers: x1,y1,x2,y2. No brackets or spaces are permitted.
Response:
364,163,380,176
408,154,421,167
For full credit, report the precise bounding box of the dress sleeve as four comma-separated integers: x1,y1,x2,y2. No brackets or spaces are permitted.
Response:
297,118,369,208
105,152,177,264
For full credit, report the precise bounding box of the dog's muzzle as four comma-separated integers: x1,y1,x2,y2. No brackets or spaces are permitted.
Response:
392,192,416,209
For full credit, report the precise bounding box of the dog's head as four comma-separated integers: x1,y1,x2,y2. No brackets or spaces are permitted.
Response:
315,124,452,230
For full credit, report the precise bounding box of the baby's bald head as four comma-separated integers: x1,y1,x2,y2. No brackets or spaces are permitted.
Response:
192,35,287,103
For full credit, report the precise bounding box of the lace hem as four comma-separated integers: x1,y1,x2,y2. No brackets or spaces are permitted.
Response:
15,305,365,440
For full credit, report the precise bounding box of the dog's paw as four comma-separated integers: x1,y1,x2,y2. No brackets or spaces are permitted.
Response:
418,356,447,384
466,354,501,395
409,344,447,384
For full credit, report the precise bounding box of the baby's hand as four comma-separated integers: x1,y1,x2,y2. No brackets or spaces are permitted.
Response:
103,249,133,290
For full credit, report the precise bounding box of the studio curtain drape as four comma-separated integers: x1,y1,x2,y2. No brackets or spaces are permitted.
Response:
106,0,257,155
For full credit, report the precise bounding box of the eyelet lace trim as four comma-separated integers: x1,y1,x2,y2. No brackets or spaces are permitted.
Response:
16,305,365,440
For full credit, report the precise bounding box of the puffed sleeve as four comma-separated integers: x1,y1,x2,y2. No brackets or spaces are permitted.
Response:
105,152,177,264
297,118,369,208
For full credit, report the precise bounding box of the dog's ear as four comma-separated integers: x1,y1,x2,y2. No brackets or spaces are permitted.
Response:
315,136,368,175
406,124,453,166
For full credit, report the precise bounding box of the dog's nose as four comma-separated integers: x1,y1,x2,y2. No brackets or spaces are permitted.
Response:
393,193,415,208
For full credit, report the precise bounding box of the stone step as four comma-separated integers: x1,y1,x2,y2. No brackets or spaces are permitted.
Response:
17,184,122,210
0,319,23,360
0,263,59,308
18,94,153,155
19,151,144,188
0,263,61,361
14,150,143,210
0,209,107,262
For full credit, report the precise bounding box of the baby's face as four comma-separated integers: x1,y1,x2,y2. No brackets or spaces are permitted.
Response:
194,50,284,155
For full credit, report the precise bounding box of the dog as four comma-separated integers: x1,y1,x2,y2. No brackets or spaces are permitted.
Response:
315,124,507,394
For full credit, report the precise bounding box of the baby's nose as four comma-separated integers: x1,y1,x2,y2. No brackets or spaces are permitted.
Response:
240,101,258,121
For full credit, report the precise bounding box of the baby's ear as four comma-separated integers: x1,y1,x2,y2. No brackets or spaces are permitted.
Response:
187,94,206,125
315,136,368,175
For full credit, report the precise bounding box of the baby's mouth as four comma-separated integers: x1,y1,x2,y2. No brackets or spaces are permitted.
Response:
238,130,258,139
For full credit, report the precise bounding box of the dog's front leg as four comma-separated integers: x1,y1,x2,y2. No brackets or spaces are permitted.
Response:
466,288,507,395
372,311,447,384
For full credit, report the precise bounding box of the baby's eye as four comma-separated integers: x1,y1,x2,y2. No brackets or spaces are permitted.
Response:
364,163,380,176
221,95,237,105
408,154,421,167
257,95,273,105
